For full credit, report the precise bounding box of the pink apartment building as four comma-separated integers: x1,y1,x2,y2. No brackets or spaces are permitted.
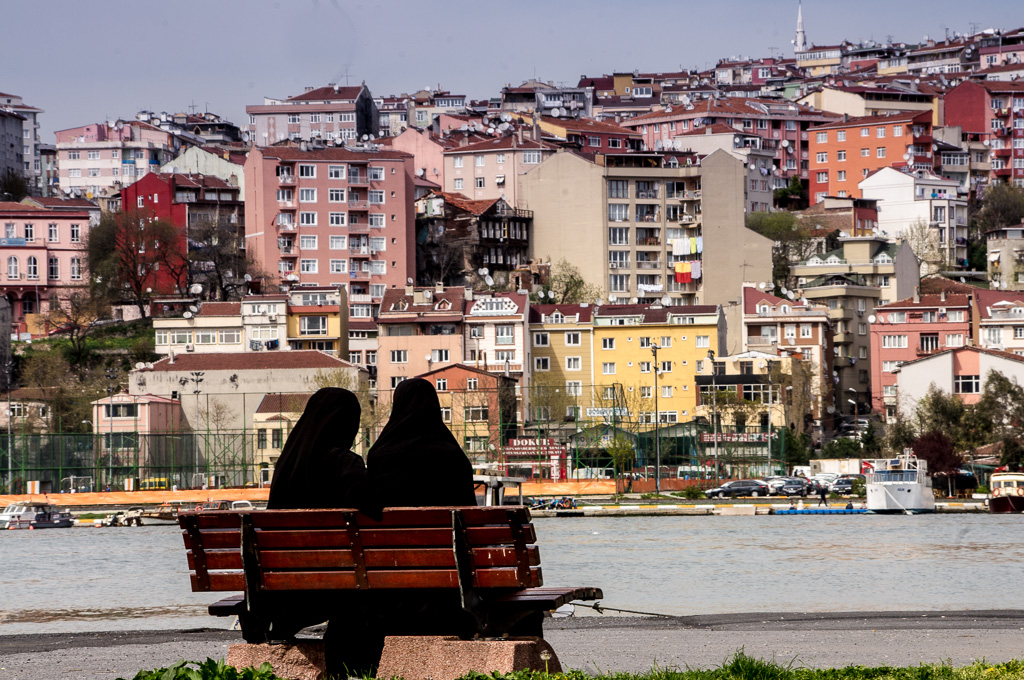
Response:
55,120,179,198
245,85,377,145
1,202,90,336
869,292,972,419
244,144,416,320
443,134,558,206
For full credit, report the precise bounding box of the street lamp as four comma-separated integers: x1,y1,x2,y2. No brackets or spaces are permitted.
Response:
105,367,118,488
4,358,13,494
651,343,661,493
180,371,205,488
707,350,719,485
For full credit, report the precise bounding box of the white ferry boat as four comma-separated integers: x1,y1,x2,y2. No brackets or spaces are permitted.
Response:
863,451,935,514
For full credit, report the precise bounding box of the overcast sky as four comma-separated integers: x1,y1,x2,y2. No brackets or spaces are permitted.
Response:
6,0,1021,141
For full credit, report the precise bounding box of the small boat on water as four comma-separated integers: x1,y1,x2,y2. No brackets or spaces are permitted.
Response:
138,501,188,525
989,472,1024,514
863,451,935,514
1,503,75,529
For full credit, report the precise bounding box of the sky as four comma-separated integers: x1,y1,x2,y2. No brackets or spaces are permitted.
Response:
5,0,1022,141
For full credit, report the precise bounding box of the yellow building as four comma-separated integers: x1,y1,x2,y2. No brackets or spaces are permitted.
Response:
590,303,723,425
285,286,350,356
528,304,597,425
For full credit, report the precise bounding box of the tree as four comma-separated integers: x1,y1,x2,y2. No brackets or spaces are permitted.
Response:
820,436,862,459
903,219,943,274
45,289,111,364
87,209,187,317
746,211,827,290
975,371,1024,468
859,422,882,456
912,430,962,496
0,169,28,202
914,384,986,456
188,217,251,300
605,435,636,497
20,351,96,433
973,183,1024,234
773,175,805,209
540,259,601,304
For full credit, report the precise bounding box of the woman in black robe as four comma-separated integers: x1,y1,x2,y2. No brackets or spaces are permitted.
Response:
262,387,367,658
365,377,476,509
267,387,366,510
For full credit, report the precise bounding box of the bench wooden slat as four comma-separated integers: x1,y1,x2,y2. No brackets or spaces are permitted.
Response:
188,550,242,571
200,544,541,572
183,529,241,550
192,572,245,591
245,507,530,530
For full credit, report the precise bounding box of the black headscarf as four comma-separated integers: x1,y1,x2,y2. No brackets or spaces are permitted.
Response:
366,378,476,509
267,387,367,510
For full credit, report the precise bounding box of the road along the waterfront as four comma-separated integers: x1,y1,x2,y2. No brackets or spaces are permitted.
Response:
1,611,1022,680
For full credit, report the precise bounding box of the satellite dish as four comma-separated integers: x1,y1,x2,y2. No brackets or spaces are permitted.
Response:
188,305,199,313
242,132,250,142
781,287,789,295
552,108,561,118
787,291,795,300
596,298,603,305
868,314,877,323
631,297,639,304
146,287,153,293
182,311,193,319
903,153,910,160
244,274,252,282
361,134,369,141
547,290,556,299
960,277,966,283
416,168,425,177
485,275,494,286
287,274,298,282
827,406,835,414
661,295,671,306
758,282,767,289
481,267,489,276
116,121,124,130
609,294,618,302
189,283,203,295
135,362,146,370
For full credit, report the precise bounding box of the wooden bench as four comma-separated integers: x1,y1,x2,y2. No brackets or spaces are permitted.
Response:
180,506,602,644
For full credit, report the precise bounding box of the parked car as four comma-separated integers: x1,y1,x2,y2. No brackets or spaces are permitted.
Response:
764,477,789,495
830,478,855,494
778,477,809,497
704,479,771,499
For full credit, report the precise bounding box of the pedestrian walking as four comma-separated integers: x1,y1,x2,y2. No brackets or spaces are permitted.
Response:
818,484,829,508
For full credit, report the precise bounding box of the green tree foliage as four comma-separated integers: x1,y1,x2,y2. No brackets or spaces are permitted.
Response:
859,422,882,456
537,258,602,304
605,435,635,497
820,436,862,459
772,175,805,208
974,182,1024,233
745,211,831,290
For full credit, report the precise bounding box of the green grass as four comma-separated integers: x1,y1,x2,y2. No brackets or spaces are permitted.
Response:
120,654,1024,680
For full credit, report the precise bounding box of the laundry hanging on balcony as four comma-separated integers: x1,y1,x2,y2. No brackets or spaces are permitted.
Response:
673,238,689,256
690,236,698,254
696,236,703,254
674,261,692,283
691,260,702,280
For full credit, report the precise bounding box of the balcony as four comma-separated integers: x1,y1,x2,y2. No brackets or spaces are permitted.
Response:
608,260,630,269
636,236,661,246
277,200,296,209
348,200,368,210
277,174,295,185
347,175,369,186
349,269,371,281
349,294,372,303
349,246,370,256
279,245,295,255
747,336,777,347
636,260,662,269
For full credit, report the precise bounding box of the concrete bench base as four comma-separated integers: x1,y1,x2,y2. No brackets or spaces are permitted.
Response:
226,642,326,680
376,636,562,680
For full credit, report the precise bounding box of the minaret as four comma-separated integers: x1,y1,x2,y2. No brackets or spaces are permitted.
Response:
793,1,807,53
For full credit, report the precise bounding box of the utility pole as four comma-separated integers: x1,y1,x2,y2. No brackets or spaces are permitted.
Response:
105,367,118,489
708,350,719,485
180,371,205,488
651,344,661,494
5,358,13,494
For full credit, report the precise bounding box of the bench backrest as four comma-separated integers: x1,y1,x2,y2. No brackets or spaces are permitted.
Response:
181,507,541,595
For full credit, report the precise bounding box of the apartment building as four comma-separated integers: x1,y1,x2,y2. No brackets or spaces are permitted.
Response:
245,84,378,145
419,364,517,458
808,111,934,202
376,285,467,393
0,201,90,336
160,146,247,195
972,290,1024,354
794,197,879,237
528,303,596,422
798,84,937,120
0,108,25,182
442,134,557,206
794,44,844,76
521,148,773,322
415,191,532,288
534,116,642,153
944,80,1024,188
894,346,1024,418
859,167,969,269
591,303,723,426
985,223,1024,291
461,291,531,393
932,126,991,197
792,237,919,307
285,286,349,356
740,286,834,433
869,291,972,418
622,97,839,184
0,91,44,193
244,144,415,319
55,121,179,198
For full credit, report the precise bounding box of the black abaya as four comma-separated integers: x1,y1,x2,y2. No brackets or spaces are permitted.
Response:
266,387,366,510
365,377,476,509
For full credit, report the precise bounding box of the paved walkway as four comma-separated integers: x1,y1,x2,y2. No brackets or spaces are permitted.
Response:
1,611,1022,680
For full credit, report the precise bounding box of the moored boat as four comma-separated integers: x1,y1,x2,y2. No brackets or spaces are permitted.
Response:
1,502,75,529
989,472,1024,514
863,451,935,514
138,501,188,525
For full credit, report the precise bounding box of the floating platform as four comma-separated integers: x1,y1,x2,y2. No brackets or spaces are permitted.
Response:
775,508,868,515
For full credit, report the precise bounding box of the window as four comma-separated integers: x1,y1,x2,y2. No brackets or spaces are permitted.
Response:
983,327,1002,346
329,212,346,226
467,378,478,390
877,147,886,158
534,357,550,371
299,234,317,249
881,335,907,348
837,149,846,162
661,386,673,398
299,259,318,273
368,167,384,181
608,204,629,221
67,150,80,160
800,324,812,338
170,330,192,345
49,223,59,242
876,127,886,138
368,190,385,204
608,180,628,198
465,405,489,421
496,154,506,164
219,330,241,344
70,224,80,242
816,132,827,143
954,375,980,394
565,381,582,396
70,257,82,280
602,338,615,350
390,376,407,389
435,379,447,391
861,148,870,157
695,335,709,348
298,164,316,178
660,336,672,348
534,332,549,346
602,362,616,375
816,172,828,183
452,156,465,168
475,177,485,189
522,151,541,164
659,360,672,373
328,188,346,202
495,325,514,345
837,170,846,182
475,155,485,167
47,257,58,279
640,386,652,399
639,361,651,373
565,332,581,346
920,334,939,352
104,403,139,419
25,256,37,279
816,152,827,163
330,260,347,273
328,165,346,179
390,350,408,363
299,212,317,226
609,274,628,292
453,178,463,190
837,130,846,142
565,356,581,371
883,361,902,373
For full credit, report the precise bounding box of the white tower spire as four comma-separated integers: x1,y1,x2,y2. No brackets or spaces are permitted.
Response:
793,1,807,53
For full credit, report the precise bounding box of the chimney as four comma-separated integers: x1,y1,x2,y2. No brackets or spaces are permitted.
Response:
169,350,175,365
404,284,414,295
516,128,524,145
913,286,920,304
299,140,307,152
435,281,444,294
305,86,314,92
940,290,947,303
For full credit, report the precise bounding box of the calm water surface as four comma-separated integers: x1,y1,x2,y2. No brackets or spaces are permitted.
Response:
1,514,1021,635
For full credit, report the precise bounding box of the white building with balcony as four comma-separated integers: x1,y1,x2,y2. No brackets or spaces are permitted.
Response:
860,167,969,271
